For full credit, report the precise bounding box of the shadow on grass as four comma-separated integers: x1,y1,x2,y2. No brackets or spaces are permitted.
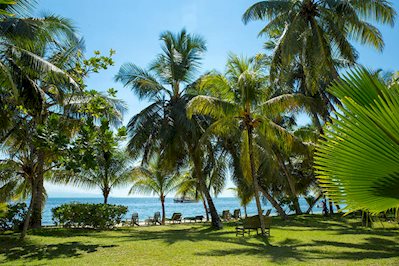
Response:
2,214,398,264
0,235,116,263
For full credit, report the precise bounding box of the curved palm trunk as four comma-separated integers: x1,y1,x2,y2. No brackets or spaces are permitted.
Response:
247,128,266,235
243,205,248,218
31,151,45,229
192,151,222,229
259,186,288,220
306,194,322,214
276,152,302,215
161,195,166,225
20,178,36,240
201,194,209,221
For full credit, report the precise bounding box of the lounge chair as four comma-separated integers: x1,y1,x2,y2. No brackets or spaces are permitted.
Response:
166,213,182,224
184,215,204,223
220,210,231,221
265,209,272,216
131,212,139,226
233,209,241,219
145,211,161,225
235,215,272,236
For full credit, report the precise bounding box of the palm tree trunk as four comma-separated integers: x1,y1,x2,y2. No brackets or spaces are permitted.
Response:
275,152,302,215
192,151,222,229
199,177,222,229
31,151,45,229
20,178,36,240
247,128,266,235
244,205,247,218
201,194,209,221
306,193,322,214
103,190,109,204
161,195,166,225
259,186,288,220
329,200,334,215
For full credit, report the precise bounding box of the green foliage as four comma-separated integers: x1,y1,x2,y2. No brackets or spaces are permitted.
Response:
315,68,399,214
51,203,127,229
0,203,27,231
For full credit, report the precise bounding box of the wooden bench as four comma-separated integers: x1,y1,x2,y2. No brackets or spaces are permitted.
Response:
235,215,271,236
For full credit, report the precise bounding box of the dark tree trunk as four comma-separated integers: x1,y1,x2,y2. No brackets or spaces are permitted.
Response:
103,188,110,204
306,194,322,214
329,200,334,215
259,187,288,220
247,128,266,235
30,151,45,229
276,152,302,215
192,151,222,229
244,205,247,218
201,194,209,221
292,197,302,215
161,195,166,225
199,177,222,229
20,178,36,240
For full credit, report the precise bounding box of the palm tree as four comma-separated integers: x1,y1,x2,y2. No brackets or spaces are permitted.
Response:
243,0,396,132
115,29,224,229
188,54,306,235
243,0,395,82
315,68,399,214
57,151,133,204
130,157,181,225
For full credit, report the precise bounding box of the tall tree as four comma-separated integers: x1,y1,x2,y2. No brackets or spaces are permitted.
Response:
54,122,131,204
188,54,306,234
115,29,224,229
130,156,181,225
243,0,396,131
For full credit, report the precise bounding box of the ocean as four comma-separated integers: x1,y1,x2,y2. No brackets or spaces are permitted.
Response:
41,197,323,225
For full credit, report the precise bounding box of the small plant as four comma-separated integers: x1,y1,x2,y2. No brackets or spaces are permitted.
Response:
0,203,27,231
52,203,128,229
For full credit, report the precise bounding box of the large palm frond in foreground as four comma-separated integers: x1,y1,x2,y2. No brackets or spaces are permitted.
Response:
315,68,399,214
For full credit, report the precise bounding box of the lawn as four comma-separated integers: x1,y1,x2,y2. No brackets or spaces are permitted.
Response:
1,215,398,266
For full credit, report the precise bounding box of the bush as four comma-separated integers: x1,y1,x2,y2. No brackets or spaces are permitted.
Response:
52,203,128,229
0,203,27,231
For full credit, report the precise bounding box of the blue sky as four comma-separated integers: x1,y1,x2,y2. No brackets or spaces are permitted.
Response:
38,0,399,197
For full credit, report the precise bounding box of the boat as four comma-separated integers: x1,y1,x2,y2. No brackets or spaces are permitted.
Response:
173,197,196,203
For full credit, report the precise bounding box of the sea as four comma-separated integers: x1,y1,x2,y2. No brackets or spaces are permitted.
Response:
40,197,324,225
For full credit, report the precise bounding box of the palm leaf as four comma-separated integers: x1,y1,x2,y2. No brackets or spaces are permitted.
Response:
315,68,399,213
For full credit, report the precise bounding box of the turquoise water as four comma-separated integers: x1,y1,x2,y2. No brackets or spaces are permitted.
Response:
41,197,324,225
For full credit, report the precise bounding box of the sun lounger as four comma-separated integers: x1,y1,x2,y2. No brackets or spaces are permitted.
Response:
233,209,241,219
145,211,161,225
166,212,182,224
220,210,231,221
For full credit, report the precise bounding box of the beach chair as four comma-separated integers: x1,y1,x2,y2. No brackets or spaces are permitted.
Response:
145,211,161,225
236,215,272,236
195,215,204,222
131,212,139,226
233,209,241,219
220,210,231,221
166,213,182,224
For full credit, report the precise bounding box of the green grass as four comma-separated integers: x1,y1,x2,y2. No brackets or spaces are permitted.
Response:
1,214,398,265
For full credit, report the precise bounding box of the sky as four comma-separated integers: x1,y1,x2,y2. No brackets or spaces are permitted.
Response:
37,0,399,198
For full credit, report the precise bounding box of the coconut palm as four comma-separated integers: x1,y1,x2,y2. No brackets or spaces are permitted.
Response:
57,151,133,204
115,29,224,229
188,54,307,235
315,68,399,214
243,0,395,89
130,157,182,225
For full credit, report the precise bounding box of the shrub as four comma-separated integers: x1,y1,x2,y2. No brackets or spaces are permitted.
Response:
52,203,128,229
0,203,27,231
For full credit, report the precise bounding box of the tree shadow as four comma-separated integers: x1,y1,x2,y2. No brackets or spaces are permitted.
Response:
0,235,116,263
